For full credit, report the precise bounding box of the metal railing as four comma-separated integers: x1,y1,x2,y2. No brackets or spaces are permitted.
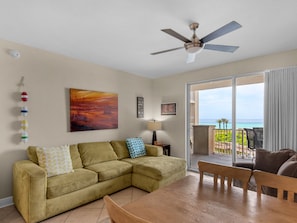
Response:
213,129,253,158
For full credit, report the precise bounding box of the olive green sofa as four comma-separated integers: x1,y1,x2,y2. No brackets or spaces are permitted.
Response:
13,140,186,223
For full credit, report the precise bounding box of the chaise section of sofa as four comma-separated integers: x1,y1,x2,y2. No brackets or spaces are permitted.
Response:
110,140,187,192
13,140,186,223
121,156,185,192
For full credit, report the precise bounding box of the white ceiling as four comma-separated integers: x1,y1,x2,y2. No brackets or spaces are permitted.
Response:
1,0,297,79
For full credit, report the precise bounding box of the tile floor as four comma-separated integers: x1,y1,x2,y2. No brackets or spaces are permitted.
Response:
0,172,199,223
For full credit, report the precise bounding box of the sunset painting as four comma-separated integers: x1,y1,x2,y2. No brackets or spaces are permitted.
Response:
70,88,118,131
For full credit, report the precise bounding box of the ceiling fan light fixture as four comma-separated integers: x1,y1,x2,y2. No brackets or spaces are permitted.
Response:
185,42,203,54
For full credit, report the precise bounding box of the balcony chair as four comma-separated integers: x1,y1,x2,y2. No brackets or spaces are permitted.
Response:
253,127,263,148
244,128,263,159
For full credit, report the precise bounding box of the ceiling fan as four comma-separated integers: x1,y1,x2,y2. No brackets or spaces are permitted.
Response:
151,21,242,63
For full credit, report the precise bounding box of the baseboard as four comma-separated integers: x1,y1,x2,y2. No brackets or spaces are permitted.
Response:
0,196,13,208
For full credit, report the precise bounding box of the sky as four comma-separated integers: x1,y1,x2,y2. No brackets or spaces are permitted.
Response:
198,83,264,121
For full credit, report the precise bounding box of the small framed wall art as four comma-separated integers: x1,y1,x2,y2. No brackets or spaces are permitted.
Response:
161,103,176,115
137,96,144,118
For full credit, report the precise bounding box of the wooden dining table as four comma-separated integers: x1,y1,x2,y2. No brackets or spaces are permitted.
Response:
123,175,297,223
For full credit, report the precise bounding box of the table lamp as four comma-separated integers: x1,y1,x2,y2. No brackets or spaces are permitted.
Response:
147,120,162,145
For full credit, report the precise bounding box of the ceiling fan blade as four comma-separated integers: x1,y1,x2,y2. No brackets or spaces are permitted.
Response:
162,29,192,43
186,53,196,64
200,21,242,43
151,46,184,55
203,44,239,53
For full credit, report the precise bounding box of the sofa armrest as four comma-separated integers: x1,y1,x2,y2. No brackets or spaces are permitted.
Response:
145,144,163,156
233,162,255,170
13,160,47,223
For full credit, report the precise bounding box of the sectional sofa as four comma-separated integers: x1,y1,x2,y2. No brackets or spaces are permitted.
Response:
13,140,186,223
234,148,297,194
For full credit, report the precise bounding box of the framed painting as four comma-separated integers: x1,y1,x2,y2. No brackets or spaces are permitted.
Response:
161,103,176,115
70,88,118,131
137,96,144,118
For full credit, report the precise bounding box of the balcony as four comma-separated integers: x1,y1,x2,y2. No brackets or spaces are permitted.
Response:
190,126,259,170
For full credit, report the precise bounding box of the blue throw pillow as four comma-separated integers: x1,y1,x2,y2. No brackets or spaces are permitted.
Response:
126,137,146,159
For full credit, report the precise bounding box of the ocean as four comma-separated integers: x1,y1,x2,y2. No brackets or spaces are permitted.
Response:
199,119,263,129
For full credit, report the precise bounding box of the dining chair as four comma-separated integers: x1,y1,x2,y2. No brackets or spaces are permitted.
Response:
198,160,252,191
103,195,152,223
253,170,297,202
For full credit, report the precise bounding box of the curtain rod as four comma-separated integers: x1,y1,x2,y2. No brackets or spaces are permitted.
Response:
265,65,297,73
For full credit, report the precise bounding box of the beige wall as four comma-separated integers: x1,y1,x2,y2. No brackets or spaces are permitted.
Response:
1,37,297,201
154,49,297,159
0,39,153,199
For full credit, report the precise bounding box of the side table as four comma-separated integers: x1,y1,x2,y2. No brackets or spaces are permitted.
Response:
161,144,171,156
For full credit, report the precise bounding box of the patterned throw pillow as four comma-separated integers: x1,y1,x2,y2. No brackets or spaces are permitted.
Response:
126,138,146,159
36,145,74,177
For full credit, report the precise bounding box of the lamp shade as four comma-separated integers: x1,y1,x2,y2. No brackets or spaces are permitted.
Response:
147,121,162,131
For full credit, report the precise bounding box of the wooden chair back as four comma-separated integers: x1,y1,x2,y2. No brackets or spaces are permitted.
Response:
253,170,297,202
103,195,152,223
198,160,252,191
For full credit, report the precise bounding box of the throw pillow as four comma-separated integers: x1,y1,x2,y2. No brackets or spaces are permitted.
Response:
277,154,297,177
126,137,146,159
36,145,74,177
254,149,295,173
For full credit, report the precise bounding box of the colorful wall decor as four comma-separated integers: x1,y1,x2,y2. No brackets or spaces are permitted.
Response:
20,106,28,116
21,120,28,130
21,91,28,101
21,131,29,143
19,79,29,143
70,88,118,131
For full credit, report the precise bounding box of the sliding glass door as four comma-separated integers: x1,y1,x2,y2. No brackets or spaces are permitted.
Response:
235,75,264,160
187,74,264,171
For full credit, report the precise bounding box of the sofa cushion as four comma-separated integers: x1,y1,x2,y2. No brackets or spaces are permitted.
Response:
145,144,163,156
78,142,118,166
27,144,83,169
123,156,186,180
277,154,297,177
47,168,98,199
126,138,146,158
110,140,130,159
85,160,132,182
69,144,83,169
254,148,295,173
36,145,74,177
27,146,39,164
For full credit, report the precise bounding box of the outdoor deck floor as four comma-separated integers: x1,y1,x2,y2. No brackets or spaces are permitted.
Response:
190,153,253,171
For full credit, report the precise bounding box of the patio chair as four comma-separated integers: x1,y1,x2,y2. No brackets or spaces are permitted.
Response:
198,160,252,192
253,127,263,148
253,170,297,202
103,195,152,223
244,128,263,159
244,128,256,157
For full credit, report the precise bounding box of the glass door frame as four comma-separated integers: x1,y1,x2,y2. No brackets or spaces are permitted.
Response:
186,73,264,171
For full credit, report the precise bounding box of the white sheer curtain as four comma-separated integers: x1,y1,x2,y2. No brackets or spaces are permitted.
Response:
264,67,297,151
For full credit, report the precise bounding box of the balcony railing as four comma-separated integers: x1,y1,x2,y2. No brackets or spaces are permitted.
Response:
214,129,252,158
